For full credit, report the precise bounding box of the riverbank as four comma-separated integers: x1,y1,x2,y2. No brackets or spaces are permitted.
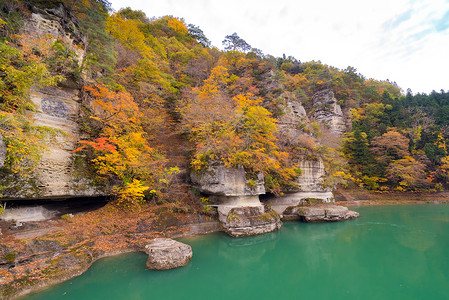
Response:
0,203,219,300
2,189,449,299
24,205,449,300
334,188,449,206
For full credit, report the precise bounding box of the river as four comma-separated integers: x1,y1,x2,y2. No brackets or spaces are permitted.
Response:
23,204,449,299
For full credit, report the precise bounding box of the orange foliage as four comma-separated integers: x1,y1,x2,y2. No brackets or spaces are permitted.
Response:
77,85,165,206
181,66,298,193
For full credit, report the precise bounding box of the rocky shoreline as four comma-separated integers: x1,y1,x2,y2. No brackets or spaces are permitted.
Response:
0,199,362,299
3,194,449,299
0,203,220,300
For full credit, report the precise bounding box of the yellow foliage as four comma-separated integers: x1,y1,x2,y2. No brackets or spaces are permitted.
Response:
0,111,53,178
106,14,150,56
78,85,166,207
167,17,188,34
181,66,297,193
113,179,149,208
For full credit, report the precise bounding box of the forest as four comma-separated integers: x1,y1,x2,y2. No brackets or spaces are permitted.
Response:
1,0,448,208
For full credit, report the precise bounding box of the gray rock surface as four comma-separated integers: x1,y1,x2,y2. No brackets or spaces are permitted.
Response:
0,8,104,199
0,206,56,222
312,89,346,135
283,205,359,222
276,92,310,146
145,238,192,270
27,4,86,62
266,192,334,215
191,165,282,237
0,132,5,168
297,158,330,192
191,164,265,196
265,157,333,214
30,87,102,198
224,207,282,237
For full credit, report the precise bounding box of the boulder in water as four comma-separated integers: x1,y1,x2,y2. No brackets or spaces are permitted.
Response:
284,205,359,222
144,238,192,270
223,207,282,237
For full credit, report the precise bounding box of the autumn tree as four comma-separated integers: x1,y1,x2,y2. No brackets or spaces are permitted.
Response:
118,7,149,23
0,35,62,112
371,130,410,165
76,85,166,207
180,66,298,194
386,156,428,190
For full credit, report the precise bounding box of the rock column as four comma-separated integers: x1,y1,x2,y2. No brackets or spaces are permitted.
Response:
191,164,281,237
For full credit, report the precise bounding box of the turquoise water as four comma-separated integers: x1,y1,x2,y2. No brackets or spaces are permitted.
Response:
24,205,449,300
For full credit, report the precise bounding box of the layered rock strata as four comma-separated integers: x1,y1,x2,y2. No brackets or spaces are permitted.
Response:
26,4,87,62
1,4,103,199
30,86,101,197
145,238,192,270
266,158,333,214
191,165,281,237
312,89,346,135
224,207,282,237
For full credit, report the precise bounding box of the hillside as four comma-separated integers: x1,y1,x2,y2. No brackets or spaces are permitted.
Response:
0,0,448,205
2,1,449,297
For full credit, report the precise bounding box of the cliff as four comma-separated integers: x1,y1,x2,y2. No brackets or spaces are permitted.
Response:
0,4,102,200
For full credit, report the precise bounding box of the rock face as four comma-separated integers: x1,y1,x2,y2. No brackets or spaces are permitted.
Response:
191,165,281,237
276,92,310,146
297,158,329,192
283,205,359,222
265,88,337,214
224,207,282,237
266,158,333,214
312,89,346,135
0,132,5,168
26,4,87,63
0,4,103,199
30,87,92,197
144,238,192,270
191,164,265,196
26,4,90,197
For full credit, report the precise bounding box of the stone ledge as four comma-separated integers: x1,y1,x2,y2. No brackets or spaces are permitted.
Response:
283,205,359,222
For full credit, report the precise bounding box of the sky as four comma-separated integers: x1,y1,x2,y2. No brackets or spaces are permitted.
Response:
109,0,449,94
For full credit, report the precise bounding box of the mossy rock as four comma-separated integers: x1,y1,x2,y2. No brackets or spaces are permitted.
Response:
299,198,325,206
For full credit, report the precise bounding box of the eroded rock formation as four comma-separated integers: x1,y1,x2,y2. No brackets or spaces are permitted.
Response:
0,4,102,199
224,207,282,237
191,164,265,196
312,89,346,135
26,4,87,62
145,238,192,270
266,158,334,214
283,205,359,222
191,165,281,237
30,86,102,198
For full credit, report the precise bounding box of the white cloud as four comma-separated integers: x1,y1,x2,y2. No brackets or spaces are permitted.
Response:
109,0,449,94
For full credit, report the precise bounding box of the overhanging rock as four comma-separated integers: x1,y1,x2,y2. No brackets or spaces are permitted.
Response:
191,164,281,237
